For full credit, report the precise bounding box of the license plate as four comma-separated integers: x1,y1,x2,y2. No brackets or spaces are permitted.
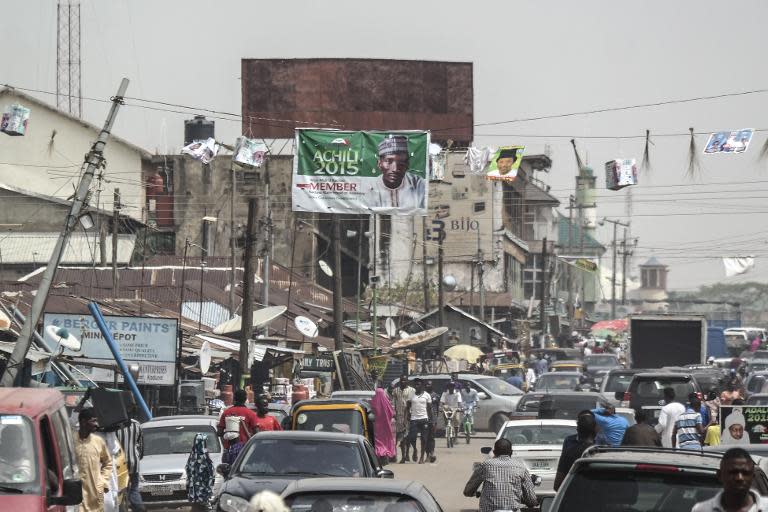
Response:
530,459,551,470
149,485,175,496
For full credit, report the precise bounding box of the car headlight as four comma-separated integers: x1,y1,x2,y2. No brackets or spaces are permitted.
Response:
219,493,250,512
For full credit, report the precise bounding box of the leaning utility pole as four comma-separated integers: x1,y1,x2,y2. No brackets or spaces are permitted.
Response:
332,216,344,351
112,188,120,298
239,198,258,376
0,78,129,387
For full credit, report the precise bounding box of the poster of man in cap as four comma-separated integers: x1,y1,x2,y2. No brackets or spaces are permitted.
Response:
486,145,525,181
720,405,768,445
292,129,429,215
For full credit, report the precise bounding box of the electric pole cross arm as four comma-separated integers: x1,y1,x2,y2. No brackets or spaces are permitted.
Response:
0,78,129,387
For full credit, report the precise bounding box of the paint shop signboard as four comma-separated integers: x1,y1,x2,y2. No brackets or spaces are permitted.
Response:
43,313,177,385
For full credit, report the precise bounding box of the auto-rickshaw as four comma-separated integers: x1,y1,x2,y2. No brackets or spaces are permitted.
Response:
290,398,375,445
550,360,585,373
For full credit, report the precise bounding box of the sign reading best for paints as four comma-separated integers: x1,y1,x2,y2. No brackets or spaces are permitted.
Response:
43,313,178,385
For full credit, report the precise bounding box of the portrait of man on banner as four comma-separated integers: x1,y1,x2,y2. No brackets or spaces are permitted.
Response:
486,145,524,181
704,128,753,154
364,134,426,211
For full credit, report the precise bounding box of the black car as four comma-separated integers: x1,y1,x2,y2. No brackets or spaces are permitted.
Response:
582,354,622,385
599,368,647,406
215,431,392,512
624,372,701,410
515,391,603,420
665,365,727,395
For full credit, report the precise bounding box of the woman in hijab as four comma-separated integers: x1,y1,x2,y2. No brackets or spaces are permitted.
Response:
186,433,216,511
721,408,751,445
370,387,396,464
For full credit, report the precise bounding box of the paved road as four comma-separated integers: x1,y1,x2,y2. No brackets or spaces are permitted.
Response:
389,432,494,512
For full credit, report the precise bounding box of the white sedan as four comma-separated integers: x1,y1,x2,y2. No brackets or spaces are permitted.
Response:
491,419,576,498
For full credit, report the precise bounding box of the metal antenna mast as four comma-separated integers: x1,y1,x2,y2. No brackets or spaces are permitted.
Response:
57,1,82,118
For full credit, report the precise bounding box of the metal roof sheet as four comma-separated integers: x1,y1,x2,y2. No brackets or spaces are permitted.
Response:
0,233,135,264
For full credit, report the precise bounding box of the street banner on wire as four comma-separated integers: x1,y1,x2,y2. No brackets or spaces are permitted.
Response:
43,313,178,385
605,159,638,190
486,145,525,182
720,406,768,445
704,129,754,154
292,129,429,215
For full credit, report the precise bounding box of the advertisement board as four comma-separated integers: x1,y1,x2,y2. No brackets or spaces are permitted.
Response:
605,159,638,191
43,313,178,385
485,145,525,182
720,405,768,445
704,129,753,154
292,129,429,215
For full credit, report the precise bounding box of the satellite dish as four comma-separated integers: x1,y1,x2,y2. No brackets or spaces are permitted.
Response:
212,305,288,335
318,260,333,277
45,325,82,353
199,341,211,374
295,316,319,338
385,318,397,338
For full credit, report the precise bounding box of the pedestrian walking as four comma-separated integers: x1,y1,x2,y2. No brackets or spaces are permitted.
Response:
74,408,113,512
406,378,433,464
115,413,145,511
554,414,596,491
591,404,629,447
656,387,686,448
621,409,661,447
185,433,215,511
692,448,768,511
673,394,705,450
463,438,538,512
218,389,259,464
370,387,396,464
253,396,282,431
425,380,440,463
391,375,415,462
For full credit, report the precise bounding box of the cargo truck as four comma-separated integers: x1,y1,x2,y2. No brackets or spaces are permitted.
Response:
628,314,707,368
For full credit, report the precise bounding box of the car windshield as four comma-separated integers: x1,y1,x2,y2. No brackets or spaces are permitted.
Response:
0,415,37,489
692,373,724,393
558,467,724,512
537,374,580,390
286,492,423,511
143,424,221,455
584,355,619,366
237,439,365,477
633,378,694,401
474,377,523,396
294,409,364,435
501,425,574,446
604,373,636,392
539,396,601,420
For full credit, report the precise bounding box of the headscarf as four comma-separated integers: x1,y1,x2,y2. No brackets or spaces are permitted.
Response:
721,408,751,445
370,387,396,458
186,433,215,504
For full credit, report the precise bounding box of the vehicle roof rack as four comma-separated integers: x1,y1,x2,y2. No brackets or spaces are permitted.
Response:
582,445,724,461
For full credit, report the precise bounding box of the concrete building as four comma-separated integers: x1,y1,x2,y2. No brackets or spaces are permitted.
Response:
629,256,670,312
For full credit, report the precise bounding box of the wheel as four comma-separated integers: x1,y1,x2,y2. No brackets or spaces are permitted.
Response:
465,422,471,444
446,425,453,448
490,413,508,434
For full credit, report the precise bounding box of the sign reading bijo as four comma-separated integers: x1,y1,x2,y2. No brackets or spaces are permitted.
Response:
292,129,429,215
43,313,178,385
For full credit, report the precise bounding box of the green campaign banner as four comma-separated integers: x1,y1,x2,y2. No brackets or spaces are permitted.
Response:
292,129,429,215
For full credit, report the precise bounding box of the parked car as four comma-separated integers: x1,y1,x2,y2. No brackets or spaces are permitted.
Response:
215,431,392,512
281,478,443,512
514,391,603,421
0,388,83,511
747,393,768,405
582,354,622,385
532,372,583,392
400,373,523,432
744,371,768,398
623,372,701,410
541,446,768,512
487,419,576,498
599,368,646,406
747,359,768,374
664,366,727,394
139,415,223,508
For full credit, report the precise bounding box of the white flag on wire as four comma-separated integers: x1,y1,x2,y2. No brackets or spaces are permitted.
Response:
723,256,755,277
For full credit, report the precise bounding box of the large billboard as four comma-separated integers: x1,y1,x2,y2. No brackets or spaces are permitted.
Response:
292,129,429,215
241,59,473,143
43,313,178,385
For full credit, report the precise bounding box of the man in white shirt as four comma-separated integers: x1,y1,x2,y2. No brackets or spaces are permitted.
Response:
364,135,426,213
406,378,433,464
655,387,686,448
692,447,768,511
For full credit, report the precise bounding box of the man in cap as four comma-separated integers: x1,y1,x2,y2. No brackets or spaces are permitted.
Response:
487,147,521,180
365,135,425,211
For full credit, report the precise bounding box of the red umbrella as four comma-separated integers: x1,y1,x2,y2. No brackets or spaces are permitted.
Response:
590,319,628,333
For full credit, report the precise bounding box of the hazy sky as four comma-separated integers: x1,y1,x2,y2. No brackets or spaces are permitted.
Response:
3,0,768,291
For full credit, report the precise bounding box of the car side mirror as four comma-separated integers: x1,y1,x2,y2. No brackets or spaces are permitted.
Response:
540,496,554,512
615,391,624,401
477,392,489,400
377,469,394,479
480,446,492,455
217,463,231,477
49,479,82,506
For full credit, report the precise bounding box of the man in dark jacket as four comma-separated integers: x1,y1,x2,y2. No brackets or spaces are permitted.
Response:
621,408,661,447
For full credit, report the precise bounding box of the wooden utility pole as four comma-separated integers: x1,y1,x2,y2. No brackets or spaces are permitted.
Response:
539,237,548,335
112,188,120,298
422,217,430,312
229,164,237,318
240,198,258,375
0,78,129,387
602,218,629,319
261,163,271,317
437,228,446,357
567,195,575,323
477,227,485,323
332,216,344,351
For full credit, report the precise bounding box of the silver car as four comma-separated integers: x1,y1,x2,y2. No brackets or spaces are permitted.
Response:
139,415,223,508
